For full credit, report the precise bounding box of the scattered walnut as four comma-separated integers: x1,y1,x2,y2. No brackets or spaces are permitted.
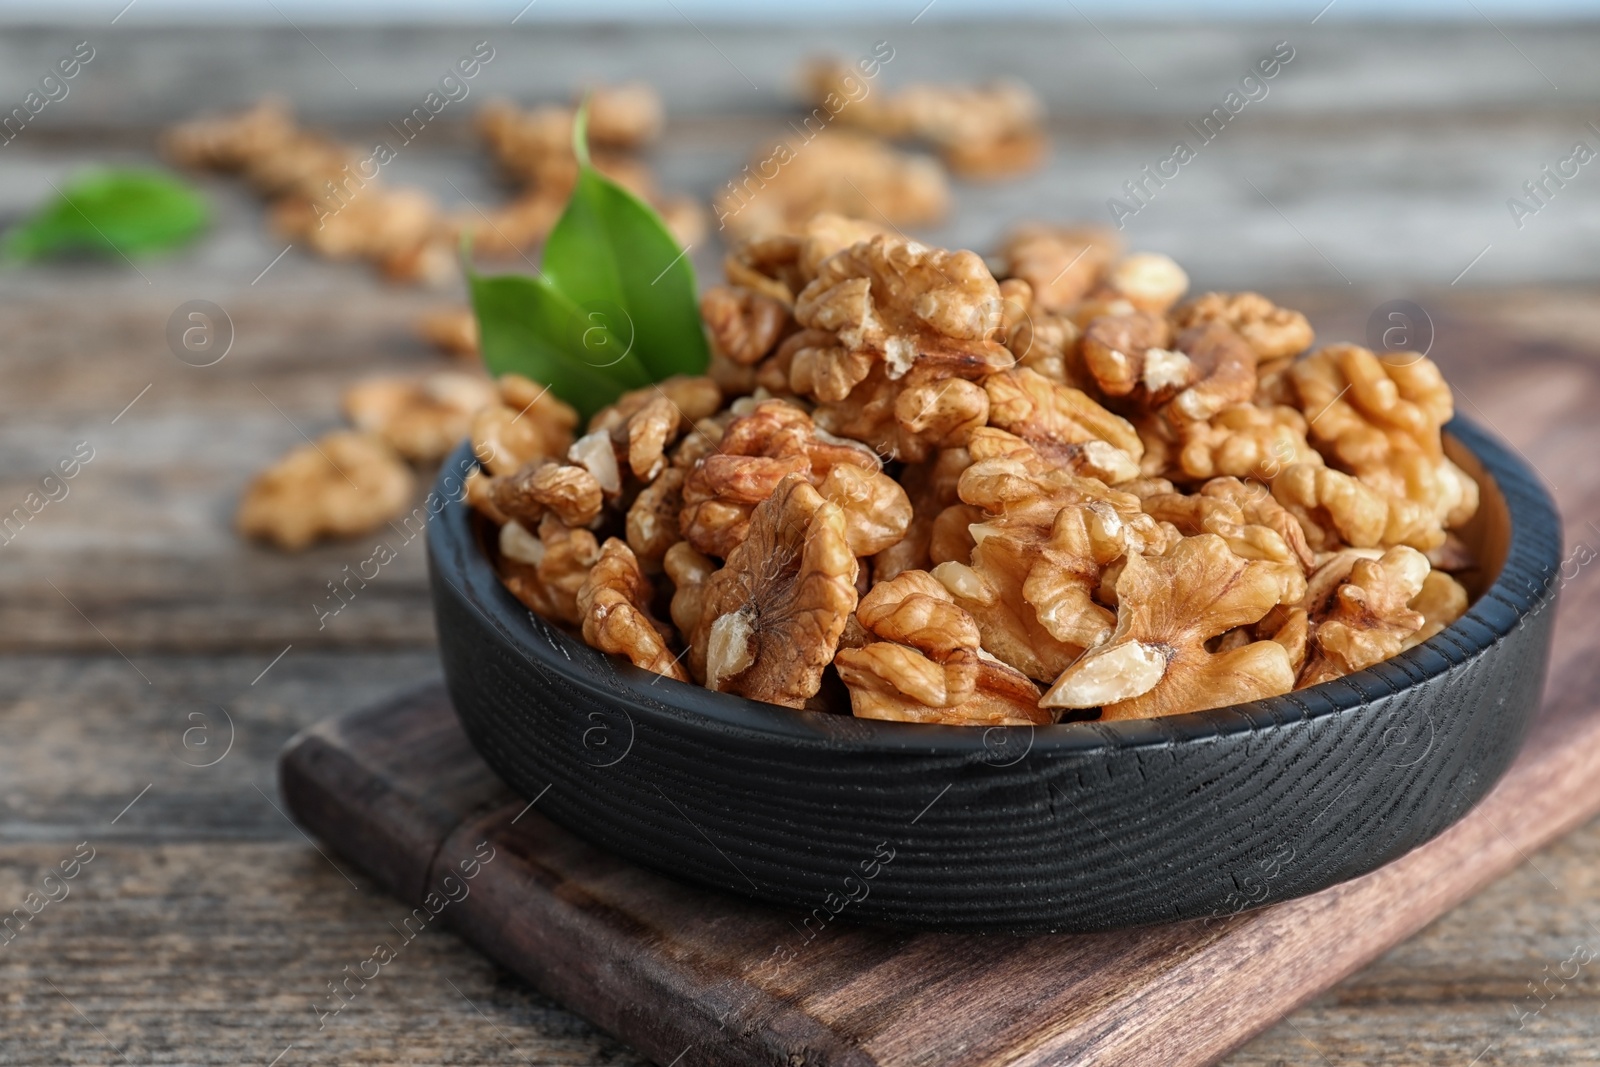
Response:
691,475,859,707
1042,534,1303,719
701,285,792,366
1172,403,1320,483
583,82,666,148
1174,291,1313,375
577,539,688,681
471,375,580,477
1272,462,1444,552
417,306,480,359
498,515,602,626
489,460,605,529
342,372,496,463
164,99,298,173
238,431,413,551
714,130,949,240
1298,546,1429,687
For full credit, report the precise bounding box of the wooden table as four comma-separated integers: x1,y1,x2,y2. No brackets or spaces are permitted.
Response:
3,18,1599,1066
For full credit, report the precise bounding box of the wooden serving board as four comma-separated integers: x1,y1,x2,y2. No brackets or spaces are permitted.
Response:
280,679,1600,1067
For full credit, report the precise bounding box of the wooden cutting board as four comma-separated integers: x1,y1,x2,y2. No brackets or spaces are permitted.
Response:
279,679,1600,1067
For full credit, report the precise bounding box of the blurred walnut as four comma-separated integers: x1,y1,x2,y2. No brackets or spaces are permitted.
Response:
997,219,1115,313
1041,534,1303,719
691,475,859,707
1172,403,1320,483
447,190,564,258
164,99,298,173
238,431,413,551
701,285,792,366
498,515,602,626
714,131,948,240
723,214,888,306
271,186,441,265
886,79,1048,180
577,538,687,681
476,93,660,191
1139,478,1315,573
470,374,580,477
1173,292,1313,371
1101,253,1189,314
1272,462,1444,552
417,306,479,360
1298,546,1429,688
582,82,666,147
996,279,1083,386
983,368,1143,482
489,460,604,529
342,372,496,463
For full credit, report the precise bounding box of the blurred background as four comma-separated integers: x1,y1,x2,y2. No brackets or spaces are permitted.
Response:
3,2,1600,1064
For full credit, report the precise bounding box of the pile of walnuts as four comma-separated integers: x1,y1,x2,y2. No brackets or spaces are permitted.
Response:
468,215,1479,724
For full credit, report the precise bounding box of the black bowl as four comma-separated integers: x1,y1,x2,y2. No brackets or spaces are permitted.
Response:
428,417,1560,933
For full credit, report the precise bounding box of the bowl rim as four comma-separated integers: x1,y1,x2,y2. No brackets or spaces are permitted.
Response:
429,415,1562,756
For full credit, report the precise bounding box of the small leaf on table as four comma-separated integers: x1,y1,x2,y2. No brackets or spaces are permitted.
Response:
4,168,208,260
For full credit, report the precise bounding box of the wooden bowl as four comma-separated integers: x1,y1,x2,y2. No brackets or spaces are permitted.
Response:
428,417,1560,933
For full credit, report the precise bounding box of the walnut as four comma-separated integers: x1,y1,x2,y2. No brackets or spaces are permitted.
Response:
1166,322,1260,424
1290,345,1478,531
1041,534,1303,719
417,306,479,359
271,186,442,265
1081,312,1179,403
835,571,1049,725
818,463,914,557
1173,292,1313,368
1138,478,1315,574
942,129,1049,181
577,539,687,682
929,503,984,566
342,372,497,463
1172,403,1320,483
997,279,1084,387
1102,253,1189,313
794,233,1014,390
498,515,602,626
691,475,859,707
884,79,1047,180
627,467,685,567
701,285,791,366
1272,462,1444,552
680,400,898,557
714,130,949,240
1018,502,1136,650
164,99,298,173
583,82,666,148
871,451,969,582
932,524,1089,682
237,431,413,551
663,540,716,668
471,375,580,477
1408,569,1469,646
983,368,1143,482
567,429,623,497
589,376,724,434
489,460,605,529
1298,547,1429,688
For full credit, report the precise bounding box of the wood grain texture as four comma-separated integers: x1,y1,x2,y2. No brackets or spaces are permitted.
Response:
2,18,1600,1065
280,673,1600,1067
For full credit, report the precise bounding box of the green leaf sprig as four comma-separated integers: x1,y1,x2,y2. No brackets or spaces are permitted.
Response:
4,168,208,261
467,102,709,422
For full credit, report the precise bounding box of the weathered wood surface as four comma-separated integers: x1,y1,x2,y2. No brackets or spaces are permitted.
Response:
2,19,1600,1066
277,672,1600,1067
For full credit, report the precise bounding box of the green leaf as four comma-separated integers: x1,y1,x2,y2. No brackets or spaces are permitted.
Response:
4,168,208,261
467,100,710,423
468,268,655,424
